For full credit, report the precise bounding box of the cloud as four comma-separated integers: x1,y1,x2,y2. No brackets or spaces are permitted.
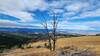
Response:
0,0,48,28
52,9,64,14
48,0,66,8
0,10,34,22
57,21,95,30
80,21,100,28
0,19,41,29
23,0,48,11
57,20,100,31
65,2,89,12
0,0,25,11
0,20,17,26
0,0,48,11
80,8,100,17
1,0,100,21
0,0,48,23
1,0,97,18
0,0,100,34
61,0,100,20
70,8,100,19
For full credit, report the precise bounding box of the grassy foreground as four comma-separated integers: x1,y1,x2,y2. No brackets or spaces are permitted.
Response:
1,36,100,56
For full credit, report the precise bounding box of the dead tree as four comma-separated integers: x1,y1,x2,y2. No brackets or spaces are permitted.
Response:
40,14,52,51
51,12,58,51
40,12,58,51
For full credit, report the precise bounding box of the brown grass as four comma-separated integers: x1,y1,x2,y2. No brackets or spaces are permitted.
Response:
1,36,100,56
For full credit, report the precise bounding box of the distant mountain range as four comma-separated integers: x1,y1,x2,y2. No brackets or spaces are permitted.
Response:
0,27,77,35
0,27,100,35
0,27,51,33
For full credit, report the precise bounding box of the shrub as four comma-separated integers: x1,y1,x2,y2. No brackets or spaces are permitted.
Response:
36,45,42,48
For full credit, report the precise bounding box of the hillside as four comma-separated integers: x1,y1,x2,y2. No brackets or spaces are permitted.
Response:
0,36,100,56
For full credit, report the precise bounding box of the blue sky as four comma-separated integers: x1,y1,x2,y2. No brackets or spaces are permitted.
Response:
0,0,100,34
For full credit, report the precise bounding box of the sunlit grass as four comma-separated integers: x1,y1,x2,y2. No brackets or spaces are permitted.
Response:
31,36,100,55
2,36,100,56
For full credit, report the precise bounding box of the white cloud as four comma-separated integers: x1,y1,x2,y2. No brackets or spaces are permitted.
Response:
80,21,100,28
0,19,20,28
0,0,100,32
0,20,17,26
0,19,41,29
48,0,66,8
80,8,100,17
70,8,100,19
0,0,100,21
0,0,48,11
62,0,100,19
0,10,34,22
0,0,25,11
63,12,76,17
0,0,100,18
24,0,48,11
57,21,96,30
64,2,90,12
65,3,82,12
0,0,48,23
52,9,64,14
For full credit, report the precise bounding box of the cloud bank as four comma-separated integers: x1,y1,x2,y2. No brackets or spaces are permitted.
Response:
0,0,100,34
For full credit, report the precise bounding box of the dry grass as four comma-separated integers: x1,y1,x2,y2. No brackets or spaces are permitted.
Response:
56,36,100,56
1,36,100,56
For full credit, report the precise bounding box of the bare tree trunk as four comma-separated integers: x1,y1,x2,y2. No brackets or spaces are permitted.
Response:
53,39,56,51
40,10,58,51
52,30,56,51
46,29,52,51
40,14,53,51
48,36,52,50
52,12,57,51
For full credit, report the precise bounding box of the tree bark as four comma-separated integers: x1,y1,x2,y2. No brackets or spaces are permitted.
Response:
53,39,56,51
48,37,52,51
